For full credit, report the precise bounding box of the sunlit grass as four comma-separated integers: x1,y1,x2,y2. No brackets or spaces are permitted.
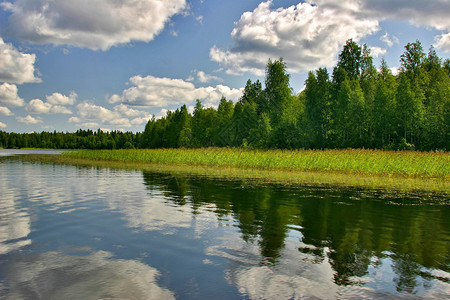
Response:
11,148,448,193
61,148,449,178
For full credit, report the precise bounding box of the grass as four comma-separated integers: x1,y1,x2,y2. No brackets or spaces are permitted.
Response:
61,148,449,178
6,147,447,193
21,147,443,194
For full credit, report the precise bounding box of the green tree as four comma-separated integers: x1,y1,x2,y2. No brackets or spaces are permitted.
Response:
400,40,425,81
373,59,397,148
249,113,272,148
337,39,362,79
264,58,292,125
305,68,331,148
395,73,424,146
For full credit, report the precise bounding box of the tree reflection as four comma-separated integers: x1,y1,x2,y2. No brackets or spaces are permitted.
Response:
142,171,449,292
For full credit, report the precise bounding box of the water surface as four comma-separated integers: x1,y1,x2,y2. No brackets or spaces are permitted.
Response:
0,155,448,299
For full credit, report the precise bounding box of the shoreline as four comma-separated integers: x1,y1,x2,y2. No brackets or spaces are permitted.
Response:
10,151,449,194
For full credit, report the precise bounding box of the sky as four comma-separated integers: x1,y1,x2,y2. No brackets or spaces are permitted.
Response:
0,0,449,133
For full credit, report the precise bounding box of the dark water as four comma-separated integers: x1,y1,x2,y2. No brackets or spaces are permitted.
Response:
0,156,448,299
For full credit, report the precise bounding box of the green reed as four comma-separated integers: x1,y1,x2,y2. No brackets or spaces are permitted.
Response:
62,148,449,178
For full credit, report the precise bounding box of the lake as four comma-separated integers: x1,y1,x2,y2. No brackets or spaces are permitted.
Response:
0,152,449,299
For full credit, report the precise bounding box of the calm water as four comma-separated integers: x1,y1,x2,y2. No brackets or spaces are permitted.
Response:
0,154,449,299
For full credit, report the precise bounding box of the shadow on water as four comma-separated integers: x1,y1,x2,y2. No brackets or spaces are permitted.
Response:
142,171,450,293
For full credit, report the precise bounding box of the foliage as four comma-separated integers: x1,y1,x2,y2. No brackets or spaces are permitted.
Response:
138,39,448,151
0,129,140,150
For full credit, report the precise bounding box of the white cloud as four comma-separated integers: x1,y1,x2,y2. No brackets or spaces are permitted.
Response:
197,71,222,83
380,32,399,48
16,114,42,124
110,75,242,108
77,102,126,124
26,98,51,114
155,108,170,119
80,122,100,128
187,70,222,83
71,101,151,129
434,33,450,52
46,91,77,105
0,121,6,128
211,0,450,75
25,91,76,114
113,104,149,118
0,37,40,84
369,46,387,58
1,0,187,50
210,1,380,75
0,83,24,107
68,116,81,123
315,0,450,53
131,117,151,125
0,106,13,116
50,105,72,114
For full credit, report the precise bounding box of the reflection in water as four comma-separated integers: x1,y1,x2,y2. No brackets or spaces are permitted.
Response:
142,171,450,298
1,250,174,300
0,159,448,299
0,181,31,255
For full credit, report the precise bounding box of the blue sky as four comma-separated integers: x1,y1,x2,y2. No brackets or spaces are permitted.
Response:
0,0,448,133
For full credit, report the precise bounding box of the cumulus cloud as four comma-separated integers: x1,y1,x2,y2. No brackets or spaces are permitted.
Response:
26,98,72,114
380,32,399,48
1,0,187,50
210,1,379,75
113,104,149,117
110,75,242,108
16,114,42,124
434,33,450,52
0,83,24,107
0,37,40,84
211,0,450,75
369,46,387,58
0,106,13,116
25,91,76,114
0,121,6,128
70,102,151,129
188,70,222,83
26,99,51,114
46,91,77,105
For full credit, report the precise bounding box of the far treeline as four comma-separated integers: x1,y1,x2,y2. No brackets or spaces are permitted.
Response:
0,39,448,151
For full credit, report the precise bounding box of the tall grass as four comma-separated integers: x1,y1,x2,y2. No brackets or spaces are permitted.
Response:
62,148,449,178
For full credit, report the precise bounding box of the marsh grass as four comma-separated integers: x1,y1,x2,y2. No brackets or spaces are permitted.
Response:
11,151,448,194
61,148,449,178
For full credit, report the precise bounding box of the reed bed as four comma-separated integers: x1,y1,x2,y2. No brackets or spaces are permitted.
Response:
62,148,449,179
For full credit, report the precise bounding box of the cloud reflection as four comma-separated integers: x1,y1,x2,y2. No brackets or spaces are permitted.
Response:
0,172,31,255
1,250,174,300
206,231,450,299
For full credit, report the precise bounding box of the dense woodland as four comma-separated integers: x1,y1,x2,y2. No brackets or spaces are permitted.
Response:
1,39,449,151
0,129,140,150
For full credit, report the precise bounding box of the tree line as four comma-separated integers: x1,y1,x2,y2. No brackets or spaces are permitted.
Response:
1,39,448,151
143,39,449,151
0,129,141,149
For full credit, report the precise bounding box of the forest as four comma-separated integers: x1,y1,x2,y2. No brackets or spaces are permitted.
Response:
1,39,449,151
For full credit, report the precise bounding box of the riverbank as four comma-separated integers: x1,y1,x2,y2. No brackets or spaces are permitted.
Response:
14,148,449,194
